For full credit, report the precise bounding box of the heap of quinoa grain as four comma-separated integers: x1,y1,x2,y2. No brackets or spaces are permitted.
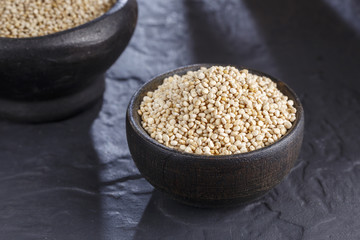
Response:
0,0,116,38
138,66,297,155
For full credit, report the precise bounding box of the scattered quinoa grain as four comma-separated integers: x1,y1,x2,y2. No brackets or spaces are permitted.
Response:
139,66,297,155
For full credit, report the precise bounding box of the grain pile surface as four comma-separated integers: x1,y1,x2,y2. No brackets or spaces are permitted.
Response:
138,66,297,155
0,0,116,38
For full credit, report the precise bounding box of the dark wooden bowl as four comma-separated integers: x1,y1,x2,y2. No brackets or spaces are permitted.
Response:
0,0,137,122
126,64,304,207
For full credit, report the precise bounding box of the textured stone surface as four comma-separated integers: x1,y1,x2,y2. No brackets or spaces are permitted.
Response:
1,0,360,239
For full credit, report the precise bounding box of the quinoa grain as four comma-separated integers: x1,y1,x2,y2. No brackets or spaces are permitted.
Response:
139,66,297,155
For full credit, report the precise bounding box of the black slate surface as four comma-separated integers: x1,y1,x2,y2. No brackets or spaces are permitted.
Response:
1,0,360,239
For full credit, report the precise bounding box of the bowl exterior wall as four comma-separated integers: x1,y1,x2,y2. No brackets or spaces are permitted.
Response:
127,113,303,207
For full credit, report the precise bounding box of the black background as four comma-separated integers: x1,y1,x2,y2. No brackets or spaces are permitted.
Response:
1,0,360,239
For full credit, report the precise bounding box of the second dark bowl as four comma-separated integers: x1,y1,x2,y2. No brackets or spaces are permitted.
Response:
0,0,137,122
126,64,304,207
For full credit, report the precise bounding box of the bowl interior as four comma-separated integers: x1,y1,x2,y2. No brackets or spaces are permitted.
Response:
128,64,304,160
0,0,130,41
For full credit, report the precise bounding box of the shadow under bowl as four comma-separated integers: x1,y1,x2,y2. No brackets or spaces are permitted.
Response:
0,0,137,122
126,64,304,208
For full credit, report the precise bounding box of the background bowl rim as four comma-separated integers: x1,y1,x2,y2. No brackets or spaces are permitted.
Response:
0,0,132,41
127,63,304,161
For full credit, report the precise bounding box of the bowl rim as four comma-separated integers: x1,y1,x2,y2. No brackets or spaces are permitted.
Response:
0,0,131,40
127,63,304,160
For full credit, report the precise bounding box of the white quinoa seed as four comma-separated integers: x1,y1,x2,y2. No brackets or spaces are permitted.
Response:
0,0,116,38
139,66,297,155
